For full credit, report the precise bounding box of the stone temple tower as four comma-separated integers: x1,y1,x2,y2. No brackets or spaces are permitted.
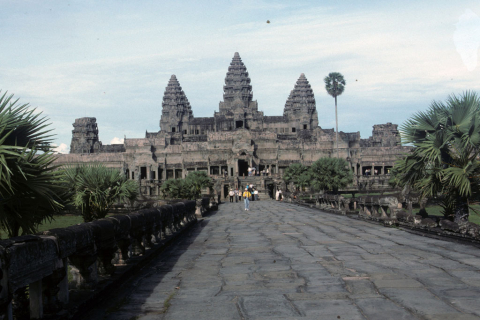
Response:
219,52,256,113
159,75,193,133
283,73,319,130
70,117,101,154
217,52,263,130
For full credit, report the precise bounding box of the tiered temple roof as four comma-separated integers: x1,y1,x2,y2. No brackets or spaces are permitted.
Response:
159,75,193,131
223,52,253,107
283,73,316,116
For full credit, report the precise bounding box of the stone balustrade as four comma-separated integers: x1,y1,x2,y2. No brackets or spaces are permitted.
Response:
357,195,400,219
0,198,209,320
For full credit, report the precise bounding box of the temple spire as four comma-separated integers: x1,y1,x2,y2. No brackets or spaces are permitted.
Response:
223,52,253,108
283,73,318,128
160,75,193,132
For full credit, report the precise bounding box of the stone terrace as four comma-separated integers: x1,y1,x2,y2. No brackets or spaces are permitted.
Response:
86,200,480,320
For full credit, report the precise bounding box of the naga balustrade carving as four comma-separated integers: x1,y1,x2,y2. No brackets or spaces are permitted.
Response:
0,198,210,320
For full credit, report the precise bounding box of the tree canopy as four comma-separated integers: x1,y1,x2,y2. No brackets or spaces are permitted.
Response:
0,91,64,238
160,171,212,200
283,163,312,191
310,158,353,193
391,91,480,222
324,72,346,98
283,158,353,194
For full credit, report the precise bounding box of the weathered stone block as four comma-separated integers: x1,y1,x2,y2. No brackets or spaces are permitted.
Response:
440,219,460,232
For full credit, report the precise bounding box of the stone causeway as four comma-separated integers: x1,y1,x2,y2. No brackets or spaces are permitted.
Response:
84,200,480,320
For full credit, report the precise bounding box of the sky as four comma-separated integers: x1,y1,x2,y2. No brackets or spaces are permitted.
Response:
2,0,480,153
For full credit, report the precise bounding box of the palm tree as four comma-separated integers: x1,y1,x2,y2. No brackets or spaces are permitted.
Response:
0,91,64,238
64,164,138,222
184,171,213,199
324,72,346,158
310,157,353,194
391,91,480,223
283,163,309,191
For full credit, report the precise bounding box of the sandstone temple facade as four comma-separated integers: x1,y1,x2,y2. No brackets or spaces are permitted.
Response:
57,52,409,198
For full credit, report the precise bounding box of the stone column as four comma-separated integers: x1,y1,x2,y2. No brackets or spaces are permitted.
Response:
29,280,43,319
57,259,69,305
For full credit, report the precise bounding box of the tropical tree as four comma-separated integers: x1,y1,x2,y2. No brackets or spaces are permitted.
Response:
324,72,346,158
0,91,64,238
64,164,138,222
391,91,480,223
310,157,353,193
160,171,212,200
160,179,190,199
184,171,213,199
283,163,311,191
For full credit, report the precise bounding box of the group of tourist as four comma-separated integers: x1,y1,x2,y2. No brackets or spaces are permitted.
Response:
364,169,378,176
229,185,259,211
247,167,269,176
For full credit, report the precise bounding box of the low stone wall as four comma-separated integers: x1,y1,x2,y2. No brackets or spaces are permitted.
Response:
287,193,480,243
360,206,480,242
0,198,212,320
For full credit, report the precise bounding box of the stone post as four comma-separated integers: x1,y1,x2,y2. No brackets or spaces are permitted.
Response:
57,259,69,305
29,279,43,319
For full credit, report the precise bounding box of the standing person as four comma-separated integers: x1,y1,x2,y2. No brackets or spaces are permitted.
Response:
276,188,280,201
279,189,283,201
248,167,252,176
243,188,251,211
266,168,269,176
254,189,259,201
234,188,239,202
229,189,234,202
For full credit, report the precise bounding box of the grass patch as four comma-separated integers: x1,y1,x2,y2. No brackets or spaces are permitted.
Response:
424,204,480,225
37,215,84,232
162,291,177,314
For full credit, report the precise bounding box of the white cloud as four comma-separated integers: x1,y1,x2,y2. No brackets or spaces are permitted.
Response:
53,143,69,154
454,9,480,71
110,137,124,144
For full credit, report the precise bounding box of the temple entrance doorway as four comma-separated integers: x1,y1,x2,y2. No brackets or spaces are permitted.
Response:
236,120,243,129
238,159,249,177
223,184,229,199
267,183,274,199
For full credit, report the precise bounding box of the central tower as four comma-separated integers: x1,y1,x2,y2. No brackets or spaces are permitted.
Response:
216,52,263,130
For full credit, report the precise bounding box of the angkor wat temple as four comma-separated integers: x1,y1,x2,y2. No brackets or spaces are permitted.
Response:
56,52,409,198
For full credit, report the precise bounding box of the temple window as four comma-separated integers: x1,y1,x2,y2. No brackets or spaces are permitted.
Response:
303,124,307,129
172,127,176,132
292,127,296,133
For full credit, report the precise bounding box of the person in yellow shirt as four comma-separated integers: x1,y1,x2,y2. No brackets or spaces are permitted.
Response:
243,188,251,211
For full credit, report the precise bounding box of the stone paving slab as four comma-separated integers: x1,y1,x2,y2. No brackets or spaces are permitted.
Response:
84,200,480,319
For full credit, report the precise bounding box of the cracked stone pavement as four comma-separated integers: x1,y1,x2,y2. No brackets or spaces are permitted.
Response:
85,200,480,320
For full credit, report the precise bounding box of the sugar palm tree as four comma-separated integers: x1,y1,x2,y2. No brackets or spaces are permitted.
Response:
324,72,346,158
391,91,480,223
64,165,138,222
0,91,64,238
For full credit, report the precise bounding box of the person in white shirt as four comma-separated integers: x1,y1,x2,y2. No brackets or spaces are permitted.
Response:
248,167,252,176
253,189,259,201
228,189,234,202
